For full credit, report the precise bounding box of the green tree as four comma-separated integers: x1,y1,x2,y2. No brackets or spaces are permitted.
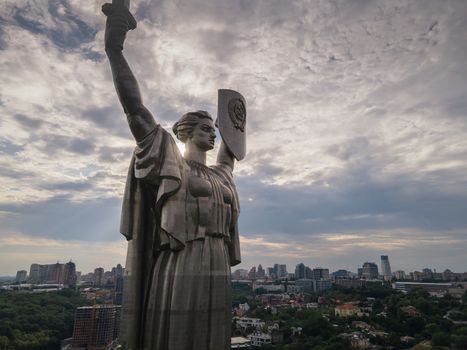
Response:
452,334,467,349
0,335,13,350
0,290,90,350
302,314,333,339
372,299,384,314
431,332,451,347
404,317,426,336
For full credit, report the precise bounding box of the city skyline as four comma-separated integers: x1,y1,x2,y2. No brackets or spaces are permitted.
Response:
1,1,467,275
4,255,466,279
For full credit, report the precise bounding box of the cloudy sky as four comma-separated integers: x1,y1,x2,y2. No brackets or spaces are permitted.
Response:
1,0,467,276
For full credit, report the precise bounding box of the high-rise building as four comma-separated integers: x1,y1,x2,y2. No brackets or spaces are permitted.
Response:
410,271,423,281
295,279,314,292
71,305,121,350
422,268,433,280
81,272,95,284
63,261,77,287
15,270,27,283
256,264,265,278
248,266,257,280
380,256,392,281
305,267,313,279
312,268,330,280
281,265,288,277
104,271,113,285
232,269,248,279
314,279,332,292
362,262,379,280
28,263,65,284
393,270,406,280
29,264,41,283
332,270,351,278
39,264,49,282
275,264,288,278
94,267,105,287
114,276,124,305
114,264,123,278
295,263,306,280
442,269,455,281
47,262,64,284
266,267,275,279
76,271,82,284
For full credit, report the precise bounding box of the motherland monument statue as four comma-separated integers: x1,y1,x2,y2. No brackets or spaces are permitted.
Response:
102,0,246,349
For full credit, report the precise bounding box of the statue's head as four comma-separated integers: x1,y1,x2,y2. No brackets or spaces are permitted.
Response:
173,110,216,151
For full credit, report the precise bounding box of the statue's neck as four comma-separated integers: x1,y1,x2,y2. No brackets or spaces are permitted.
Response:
184,145,206,165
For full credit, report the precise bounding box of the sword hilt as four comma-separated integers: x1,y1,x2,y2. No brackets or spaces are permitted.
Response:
102,0,137,30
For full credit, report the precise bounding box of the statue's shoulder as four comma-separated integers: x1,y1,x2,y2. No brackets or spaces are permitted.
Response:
138,125,181,156
210,164,234,184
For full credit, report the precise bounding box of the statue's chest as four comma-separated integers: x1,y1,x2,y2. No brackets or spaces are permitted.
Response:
188,175,212,198
187,169,232,205
158,162,237,242
181,164,233,238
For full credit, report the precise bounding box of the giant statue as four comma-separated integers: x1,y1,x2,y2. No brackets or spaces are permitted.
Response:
102,1,245,349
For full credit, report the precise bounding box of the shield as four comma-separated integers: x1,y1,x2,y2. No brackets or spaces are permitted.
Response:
217,89,247,161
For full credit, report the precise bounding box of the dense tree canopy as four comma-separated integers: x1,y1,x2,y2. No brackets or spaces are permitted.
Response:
0,290,90,350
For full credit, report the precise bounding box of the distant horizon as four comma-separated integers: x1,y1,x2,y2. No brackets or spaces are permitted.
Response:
2,255,465,278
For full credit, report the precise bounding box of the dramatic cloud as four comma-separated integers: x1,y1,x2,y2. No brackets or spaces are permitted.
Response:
1,0,466,274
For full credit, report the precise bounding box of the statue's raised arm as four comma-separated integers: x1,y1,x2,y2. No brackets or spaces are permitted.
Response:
102,0,155,142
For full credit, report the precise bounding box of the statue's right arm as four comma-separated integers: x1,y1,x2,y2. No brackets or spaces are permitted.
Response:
104,10,156,142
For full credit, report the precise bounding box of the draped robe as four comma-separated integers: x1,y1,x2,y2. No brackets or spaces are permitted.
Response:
118,125,241,350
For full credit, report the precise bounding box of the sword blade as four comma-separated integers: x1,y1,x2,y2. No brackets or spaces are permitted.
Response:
113,0,130,9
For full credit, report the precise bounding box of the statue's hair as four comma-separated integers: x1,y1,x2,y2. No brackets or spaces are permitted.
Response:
172,110,213,143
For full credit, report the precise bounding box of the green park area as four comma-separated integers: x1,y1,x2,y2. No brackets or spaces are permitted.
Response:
0,290,90,350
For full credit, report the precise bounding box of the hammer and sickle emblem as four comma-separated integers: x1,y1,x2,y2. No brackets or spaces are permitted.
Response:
228,98,246,132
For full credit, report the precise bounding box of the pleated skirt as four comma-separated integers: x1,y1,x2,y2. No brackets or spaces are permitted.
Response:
143,237,231,350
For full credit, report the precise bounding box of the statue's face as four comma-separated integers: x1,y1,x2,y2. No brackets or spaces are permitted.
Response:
190,119,216,151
